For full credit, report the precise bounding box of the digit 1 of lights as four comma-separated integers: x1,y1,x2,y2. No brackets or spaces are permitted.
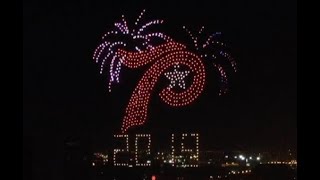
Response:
171,134,175,166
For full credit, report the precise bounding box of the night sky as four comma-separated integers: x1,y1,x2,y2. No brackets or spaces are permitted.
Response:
23,0,296,178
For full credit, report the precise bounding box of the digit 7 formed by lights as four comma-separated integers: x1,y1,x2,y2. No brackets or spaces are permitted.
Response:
93,10,237,133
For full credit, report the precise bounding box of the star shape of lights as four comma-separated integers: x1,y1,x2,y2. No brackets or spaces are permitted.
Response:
164,64,190,89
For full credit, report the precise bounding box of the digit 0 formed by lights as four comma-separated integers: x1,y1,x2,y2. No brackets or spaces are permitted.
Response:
92,10,237,133
181,133,199,167
135,134,151,166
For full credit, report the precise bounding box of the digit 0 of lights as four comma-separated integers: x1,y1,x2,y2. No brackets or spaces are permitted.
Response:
135,134,151,166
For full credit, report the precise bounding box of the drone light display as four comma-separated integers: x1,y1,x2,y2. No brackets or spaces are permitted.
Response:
112,133,199,167
93,10,237,133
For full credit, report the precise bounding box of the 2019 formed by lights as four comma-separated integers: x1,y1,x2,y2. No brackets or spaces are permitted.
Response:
112,133,199,167
93,10,237,133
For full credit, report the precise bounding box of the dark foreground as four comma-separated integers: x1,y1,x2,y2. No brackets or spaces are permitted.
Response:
65,164,297,180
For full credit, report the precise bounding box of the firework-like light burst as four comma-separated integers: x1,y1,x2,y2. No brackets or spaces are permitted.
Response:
93,9,172,92
182,26,237,95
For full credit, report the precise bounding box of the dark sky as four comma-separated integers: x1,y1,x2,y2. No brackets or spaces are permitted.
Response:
23,0,296,177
